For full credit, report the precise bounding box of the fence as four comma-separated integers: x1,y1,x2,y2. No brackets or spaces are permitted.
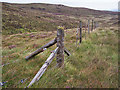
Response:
1,19,99,88
25,27,71,88
76,19,98,45
25,19,98,88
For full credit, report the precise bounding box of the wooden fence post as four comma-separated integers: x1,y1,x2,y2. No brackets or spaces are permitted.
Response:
97,22,99,28
88,20,90,34
94,21,96,30
56,27,64,67
91,19,94,31
95,22,98,29
85,23,87,39
76,28,79,45
95,22,97,28
79,21,82,44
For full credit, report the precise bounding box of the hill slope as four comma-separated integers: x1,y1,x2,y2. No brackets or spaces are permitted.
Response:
2,2,118,35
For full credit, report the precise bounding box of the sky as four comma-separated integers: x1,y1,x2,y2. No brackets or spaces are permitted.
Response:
0,0,119,11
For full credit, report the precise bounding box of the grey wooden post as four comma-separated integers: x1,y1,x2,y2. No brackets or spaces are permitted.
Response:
76,28,79,45
85,23,87,40
95,22,98,29
25,38,57,60
27,47,59,88
97,22,99,27
56,28,64,67
95,22,97,28
88,20,90,34
91,19,94,31
94,21,96,29
0,3,2,88
79,21,82,44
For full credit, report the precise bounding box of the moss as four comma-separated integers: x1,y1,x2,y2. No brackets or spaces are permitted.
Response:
57,26,64,30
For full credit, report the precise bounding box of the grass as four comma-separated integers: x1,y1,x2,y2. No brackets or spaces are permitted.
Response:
2,27,118,88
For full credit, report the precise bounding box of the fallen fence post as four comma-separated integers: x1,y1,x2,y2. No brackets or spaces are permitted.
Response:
25,38,57,60
56,27,64,67
79,21,82,44
88,20,90,34
27,47,59,88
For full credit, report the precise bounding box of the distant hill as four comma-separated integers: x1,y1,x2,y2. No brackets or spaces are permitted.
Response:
3,2,118,16
2,2,118,35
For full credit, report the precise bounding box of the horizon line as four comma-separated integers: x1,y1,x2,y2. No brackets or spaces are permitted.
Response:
1,1,118,12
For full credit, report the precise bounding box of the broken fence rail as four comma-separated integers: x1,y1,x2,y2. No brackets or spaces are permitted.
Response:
25,38,70,60
27,47,59,88
25,38,57,60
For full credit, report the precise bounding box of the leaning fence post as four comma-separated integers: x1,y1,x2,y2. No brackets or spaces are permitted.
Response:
27,47,59,88
79,21,82,44
88,20,90,34
56,27,64,67
91,19,94,31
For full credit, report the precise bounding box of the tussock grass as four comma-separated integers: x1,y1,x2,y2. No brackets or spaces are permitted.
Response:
2,27,118,88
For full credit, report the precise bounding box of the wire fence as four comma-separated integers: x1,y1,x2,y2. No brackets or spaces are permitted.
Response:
2,19,99,88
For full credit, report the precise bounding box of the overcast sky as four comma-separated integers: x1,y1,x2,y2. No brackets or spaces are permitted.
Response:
1,0,119,11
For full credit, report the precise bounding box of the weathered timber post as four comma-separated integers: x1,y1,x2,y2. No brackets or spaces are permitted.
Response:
95,22,98,29
97,22,99,28
88,20,90,34
56,27,64,67
27,47,59,88
76,28,79,45
25,38,57,60
95,22,97,28
94,21,96,30
79,21,82,44
85,23,87,40
91,19,94,31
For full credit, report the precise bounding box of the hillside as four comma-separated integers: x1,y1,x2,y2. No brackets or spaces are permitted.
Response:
1,2,119,88
2,2,118,35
